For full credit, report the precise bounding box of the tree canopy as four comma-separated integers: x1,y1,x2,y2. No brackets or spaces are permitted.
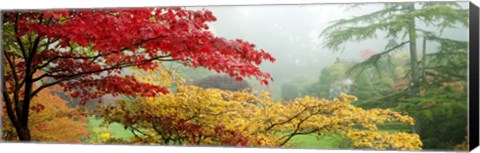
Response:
2,8,275,140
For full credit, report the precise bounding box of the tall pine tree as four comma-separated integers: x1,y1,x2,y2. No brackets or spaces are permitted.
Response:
320,2,468,97
320,2,468,150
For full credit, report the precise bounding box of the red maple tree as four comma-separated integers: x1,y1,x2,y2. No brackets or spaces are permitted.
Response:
2,8,275,141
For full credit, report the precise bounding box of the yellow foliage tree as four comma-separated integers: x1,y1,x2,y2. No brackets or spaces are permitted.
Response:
97,66,422,150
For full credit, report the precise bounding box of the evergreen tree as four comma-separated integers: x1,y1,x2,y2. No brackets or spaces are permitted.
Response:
320,2,468,150
350,71,379,100
320,2,468,97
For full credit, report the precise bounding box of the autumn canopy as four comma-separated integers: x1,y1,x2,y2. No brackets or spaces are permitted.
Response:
2,8,274,140
2,6,426,151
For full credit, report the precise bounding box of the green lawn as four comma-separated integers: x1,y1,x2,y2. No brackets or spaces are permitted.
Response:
87,116,134,139
288,133,349,149
286,125,408,149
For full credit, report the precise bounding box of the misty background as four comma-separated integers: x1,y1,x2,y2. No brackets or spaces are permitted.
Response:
186,2,469,98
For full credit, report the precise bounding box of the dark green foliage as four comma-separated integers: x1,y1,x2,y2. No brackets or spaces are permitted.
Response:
376,122,412,131
397,86,467,149
349,56,397,108
320,2,468,150
423,35,468,84
190,75,250,92
350,71,380,101
380,40,467,150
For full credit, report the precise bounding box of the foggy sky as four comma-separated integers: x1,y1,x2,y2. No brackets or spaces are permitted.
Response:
188,2,469,86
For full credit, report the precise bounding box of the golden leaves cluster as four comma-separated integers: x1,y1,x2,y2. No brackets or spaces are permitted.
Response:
100,88,421,149
346,130,422,150
98,68,422,150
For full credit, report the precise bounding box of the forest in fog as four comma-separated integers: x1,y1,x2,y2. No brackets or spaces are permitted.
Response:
2,2,470,151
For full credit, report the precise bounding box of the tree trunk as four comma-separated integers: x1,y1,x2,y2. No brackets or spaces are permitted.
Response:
2,62,34,141
5,94,33,141
18,73,34,141
407,3,421,135
421,36,427,81
2,78,32,141
407,4,419,98
2,94,32,141
17,126,31,141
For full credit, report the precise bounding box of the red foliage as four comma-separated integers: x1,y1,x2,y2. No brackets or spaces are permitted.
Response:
213,125,249,146
360,48,376,60
115,111,249,146
3,8,275,103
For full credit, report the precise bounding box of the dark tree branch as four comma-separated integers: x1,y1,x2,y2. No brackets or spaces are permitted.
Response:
386,41,409,54
18,14,44,128
347,40,410,77
37,38,60,49
34,54,174,82
174,128,183,145
32,37,55,72
265,106,310,131
27,33,42,74
34,33,170,72
278,114,312,147
29,20,43,62
130,125,152,137
3,50,20,91
35,54,102,71
14,13,27,59
119,35,168,51
1,71,22,137
196,134,203,145
30,56,172,98
88,54,101,65
3,50,23,120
